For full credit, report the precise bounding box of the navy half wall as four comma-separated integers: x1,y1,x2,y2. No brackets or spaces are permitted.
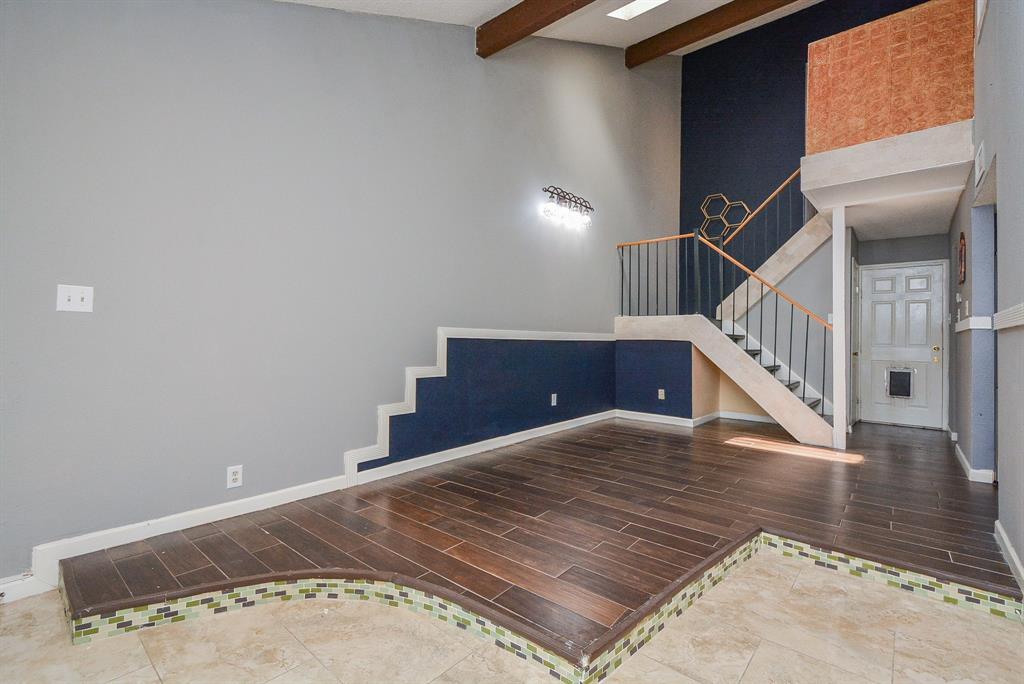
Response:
616,341,693,418
359,338,615,472
681,0,926,272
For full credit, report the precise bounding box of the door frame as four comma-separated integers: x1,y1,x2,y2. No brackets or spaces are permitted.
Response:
856,259,949,430
851,258,861,427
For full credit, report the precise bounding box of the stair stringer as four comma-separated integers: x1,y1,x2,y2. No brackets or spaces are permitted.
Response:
615,315,833,447
717,213,831,321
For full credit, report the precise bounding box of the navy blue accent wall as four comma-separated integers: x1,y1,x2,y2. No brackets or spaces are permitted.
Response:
615,341,692,418
359,339,615,471
681,0,926,274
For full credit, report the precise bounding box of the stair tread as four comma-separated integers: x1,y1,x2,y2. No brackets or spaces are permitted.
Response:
763,364,781,373
784,380,801,390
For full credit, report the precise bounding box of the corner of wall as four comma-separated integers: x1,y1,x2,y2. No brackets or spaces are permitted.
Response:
690,347,720,418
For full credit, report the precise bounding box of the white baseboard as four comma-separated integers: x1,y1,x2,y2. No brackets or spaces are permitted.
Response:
994,520,1024,592
613,409,775,426
614,409,700,427
356,407,779,487
0,574,54,603
715,410,777,424
351,410,617,486
29,473,348,591
953,443,995,484
343,327,615,483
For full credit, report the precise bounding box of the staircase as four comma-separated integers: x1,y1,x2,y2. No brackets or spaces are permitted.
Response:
615,315,833,446
615,169,834,445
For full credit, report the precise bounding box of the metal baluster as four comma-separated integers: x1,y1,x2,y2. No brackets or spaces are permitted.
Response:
656,242,660,315
788,302,795,386
821,327,828,416
635,244,640,316
647,243,652,315
789,182,794,238
759,282,764,363
744,231,750,349
716,239,723,326
776,187,781,255
773,291,779,374
802,315,810,404
730,246,736,336
677,241,682,315
619,247,624,316
627,246,632,315
681,239,687,314
694,236,702,318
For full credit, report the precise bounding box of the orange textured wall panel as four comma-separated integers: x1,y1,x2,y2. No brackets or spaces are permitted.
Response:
805,0,973,155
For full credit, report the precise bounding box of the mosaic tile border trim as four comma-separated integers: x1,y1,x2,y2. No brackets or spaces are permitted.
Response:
577,532,760,683
62,530,1022,684
68,577,586,682
760,532,1023,623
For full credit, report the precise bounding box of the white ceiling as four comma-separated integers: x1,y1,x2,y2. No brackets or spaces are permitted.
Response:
278,0,824,56
848,188,966,242
534,0,729,49
275,0,521,28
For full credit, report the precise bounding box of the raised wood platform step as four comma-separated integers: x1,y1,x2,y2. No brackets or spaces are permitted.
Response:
59,419,1019,664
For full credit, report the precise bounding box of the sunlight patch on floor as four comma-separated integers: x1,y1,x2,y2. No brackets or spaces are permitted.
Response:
725,436,864,464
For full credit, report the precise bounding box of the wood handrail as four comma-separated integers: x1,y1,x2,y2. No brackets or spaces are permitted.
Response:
699,236,832,330
616,232,695,248
722,168,800,246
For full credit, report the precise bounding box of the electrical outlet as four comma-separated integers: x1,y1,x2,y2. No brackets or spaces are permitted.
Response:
550,393,558,407
56,284,93,312
226,464,243,489
657,388,666,400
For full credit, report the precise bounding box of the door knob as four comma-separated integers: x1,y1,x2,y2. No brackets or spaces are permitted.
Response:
932,345,940,352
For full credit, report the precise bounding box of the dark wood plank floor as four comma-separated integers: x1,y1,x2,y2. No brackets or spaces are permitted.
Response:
61,418,1018,662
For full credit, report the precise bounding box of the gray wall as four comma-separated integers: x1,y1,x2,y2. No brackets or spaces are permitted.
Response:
857,234,950,265
975,0,1024,571
0,1,681,576
736,239,834,405
948,184,996,473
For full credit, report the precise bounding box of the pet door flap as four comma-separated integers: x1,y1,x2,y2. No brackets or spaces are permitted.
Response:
887,368,913,398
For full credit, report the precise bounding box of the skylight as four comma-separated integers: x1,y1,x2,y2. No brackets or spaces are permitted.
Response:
607,0,671,21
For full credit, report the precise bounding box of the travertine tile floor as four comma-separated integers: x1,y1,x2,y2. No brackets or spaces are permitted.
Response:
1,553,1020,683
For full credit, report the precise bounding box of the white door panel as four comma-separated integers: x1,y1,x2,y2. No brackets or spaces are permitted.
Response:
858,263,945,428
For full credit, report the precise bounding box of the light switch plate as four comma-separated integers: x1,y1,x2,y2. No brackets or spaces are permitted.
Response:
56,284,93,312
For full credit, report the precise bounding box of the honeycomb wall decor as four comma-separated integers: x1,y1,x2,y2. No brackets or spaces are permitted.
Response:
700,193,750,241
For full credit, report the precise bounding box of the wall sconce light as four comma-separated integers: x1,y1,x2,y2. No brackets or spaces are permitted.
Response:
539,186,594,230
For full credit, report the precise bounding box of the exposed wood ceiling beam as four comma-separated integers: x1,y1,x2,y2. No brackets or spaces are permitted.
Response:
625,0,801,68
476,0,597,58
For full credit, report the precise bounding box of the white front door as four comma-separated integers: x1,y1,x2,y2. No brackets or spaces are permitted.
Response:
858,262,945,428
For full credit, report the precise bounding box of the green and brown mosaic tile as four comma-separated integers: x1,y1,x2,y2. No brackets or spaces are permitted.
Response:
760,532,1023,623
61,530,1022,684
